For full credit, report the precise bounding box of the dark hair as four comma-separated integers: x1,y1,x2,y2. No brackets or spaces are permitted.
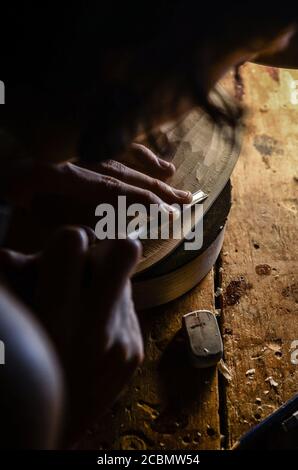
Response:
1,2,297,161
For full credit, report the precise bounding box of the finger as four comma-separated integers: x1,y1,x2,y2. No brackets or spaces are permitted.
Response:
117,143,175,180
36,226,89,348
89,339,143,411
31,174,177,229
86,238,141,322
0,249,40,303
114,281,144,361
77,226,97,245
31,163,189,228
66,239,143,432
67,336,143,434
85,160,192,205
0,249,37,275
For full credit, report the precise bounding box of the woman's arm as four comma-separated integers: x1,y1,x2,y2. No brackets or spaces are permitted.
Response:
0,284,63,449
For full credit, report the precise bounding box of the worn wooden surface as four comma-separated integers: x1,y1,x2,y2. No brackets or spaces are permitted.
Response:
78,63,298,450
77,272,221,450
220,63,298,448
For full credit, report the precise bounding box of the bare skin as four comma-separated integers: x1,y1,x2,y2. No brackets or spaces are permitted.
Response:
0,228,144,445
0,23,295,448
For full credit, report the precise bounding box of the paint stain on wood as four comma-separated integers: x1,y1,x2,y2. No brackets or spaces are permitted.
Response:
253,134,283,157
282,283,298,302
253,134,284,168
255,264,272,276
224,277,253,306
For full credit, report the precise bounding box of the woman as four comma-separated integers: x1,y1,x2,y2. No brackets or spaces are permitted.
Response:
0,3,296,448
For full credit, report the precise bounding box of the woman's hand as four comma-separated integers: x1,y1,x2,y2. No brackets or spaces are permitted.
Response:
0,227,144,442
5,144,191,228
7,144,191,213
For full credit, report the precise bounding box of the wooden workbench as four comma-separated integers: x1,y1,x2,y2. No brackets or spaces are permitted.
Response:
77,63,298,450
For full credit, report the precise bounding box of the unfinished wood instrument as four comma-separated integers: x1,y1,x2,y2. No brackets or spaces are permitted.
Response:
133,86,243,308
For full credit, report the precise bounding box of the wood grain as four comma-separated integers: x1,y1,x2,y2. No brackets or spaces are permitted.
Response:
136,87,242,274
77,63,297,451
76,272,221,450
220,63,298,448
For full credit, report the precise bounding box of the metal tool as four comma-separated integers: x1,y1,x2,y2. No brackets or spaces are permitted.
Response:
183,310,223,368
184,189,208,209
233,393,298,450
128,189,208,240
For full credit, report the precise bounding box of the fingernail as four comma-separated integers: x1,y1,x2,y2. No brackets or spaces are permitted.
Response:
172,189,193,201
158,158,175,171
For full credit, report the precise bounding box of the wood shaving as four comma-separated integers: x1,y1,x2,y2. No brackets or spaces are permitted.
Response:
266,343,282,353
218,359,232,382
215,287,223,297
265,376,279,388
